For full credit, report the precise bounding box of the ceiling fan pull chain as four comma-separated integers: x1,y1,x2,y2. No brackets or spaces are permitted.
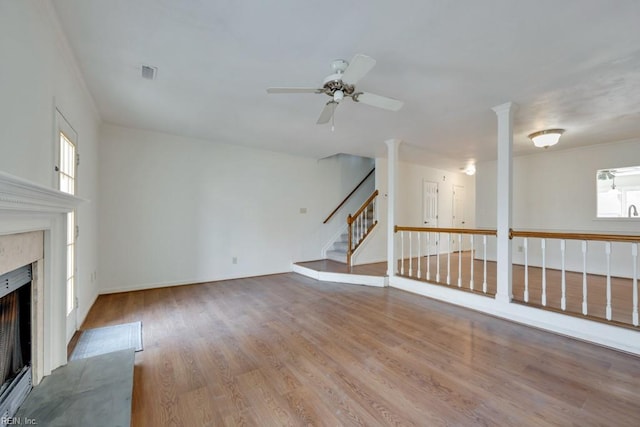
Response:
331,108,335,132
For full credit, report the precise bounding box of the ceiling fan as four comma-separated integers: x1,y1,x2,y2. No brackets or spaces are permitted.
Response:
267,54,404,125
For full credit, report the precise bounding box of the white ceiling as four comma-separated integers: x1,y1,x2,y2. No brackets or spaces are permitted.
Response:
51,0,640,170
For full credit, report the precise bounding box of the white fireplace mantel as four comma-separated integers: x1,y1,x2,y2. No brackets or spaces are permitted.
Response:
0,170,86,383
0,171,85,214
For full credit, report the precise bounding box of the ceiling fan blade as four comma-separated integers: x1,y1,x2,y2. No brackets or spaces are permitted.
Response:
317,101,337,124
341,54,376,85
355,92,404,111
266,87,322,94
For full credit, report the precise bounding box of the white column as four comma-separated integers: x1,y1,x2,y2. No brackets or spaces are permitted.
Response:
493,102,517,304
386,138,401,277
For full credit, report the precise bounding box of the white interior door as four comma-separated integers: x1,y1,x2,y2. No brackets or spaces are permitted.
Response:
452,185,465,250
423,180,438,254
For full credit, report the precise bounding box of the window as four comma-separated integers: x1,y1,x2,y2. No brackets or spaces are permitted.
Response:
596,166,640,218
58,130,77,315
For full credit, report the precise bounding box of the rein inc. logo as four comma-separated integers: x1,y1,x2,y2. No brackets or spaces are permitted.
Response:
1,417,38,425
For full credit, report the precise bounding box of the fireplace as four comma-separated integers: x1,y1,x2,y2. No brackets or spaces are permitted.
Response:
0,171,84,392
0,263,33,417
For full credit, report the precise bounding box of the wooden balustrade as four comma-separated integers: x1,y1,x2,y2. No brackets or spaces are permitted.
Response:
395,226,640,329
395,226,497,296
346,190,379,265
510,229,640,327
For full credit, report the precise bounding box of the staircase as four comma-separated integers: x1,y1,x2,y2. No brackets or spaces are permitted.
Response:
325,195,377,264
326,232,349,263
320,165,378,265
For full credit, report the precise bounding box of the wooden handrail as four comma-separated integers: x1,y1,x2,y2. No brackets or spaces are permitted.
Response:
510,229,640,243
348,190,379,225
323,168,375,224
394,226,640,242
395,226,497,236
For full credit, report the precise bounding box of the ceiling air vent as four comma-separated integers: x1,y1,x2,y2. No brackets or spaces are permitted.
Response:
141,65,157,80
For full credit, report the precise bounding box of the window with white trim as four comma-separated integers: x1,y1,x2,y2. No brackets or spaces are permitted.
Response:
58,130,77,315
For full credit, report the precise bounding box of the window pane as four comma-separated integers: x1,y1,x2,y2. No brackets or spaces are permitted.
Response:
596,166,640,218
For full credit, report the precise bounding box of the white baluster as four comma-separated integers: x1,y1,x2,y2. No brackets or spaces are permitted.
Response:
541,239,547,306
400,231,405,275
426,233,431,281
352,217,356,247
582,241,588,315
483,235,488,294
469,235,474,290
417,233,421,279
632,243,638,327
606,242,612,321
436,232,441,283
561,240,566,311
409,232,413,277
457,233,462,288
351,224,355,252
524,237,529,302
446,234,451,285
363,208,368,234
373,198,377,223
353,217,357,246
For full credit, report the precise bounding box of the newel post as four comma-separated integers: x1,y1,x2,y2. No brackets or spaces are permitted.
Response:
385,138,401,277
493,102,517,304
347,214,353,265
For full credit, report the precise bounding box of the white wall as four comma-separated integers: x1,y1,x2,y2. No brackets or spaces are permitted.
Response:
98,125,373,292
476,138,640,275
0,2,101,329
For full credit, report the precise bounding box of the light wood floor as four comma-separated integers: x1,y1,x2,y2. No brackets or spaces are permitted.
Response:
81,273,640,426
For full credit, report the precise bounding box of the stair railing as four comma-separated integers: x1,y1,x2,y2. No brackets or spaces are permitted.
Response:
346,190,379,265
323,168,375,224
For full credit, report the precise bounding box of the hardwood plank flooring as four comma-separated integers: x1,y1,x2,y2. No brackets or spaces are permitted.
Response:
81,273,640,426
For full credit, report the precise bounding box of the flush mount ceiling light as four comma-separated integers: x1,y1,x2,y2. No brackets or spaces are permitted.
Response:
528,128,565,148
462,164,476,176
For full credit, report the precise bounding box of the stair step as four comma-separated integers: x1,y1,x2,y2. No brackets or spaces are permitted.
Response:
332,241,348,251
326,250,347,263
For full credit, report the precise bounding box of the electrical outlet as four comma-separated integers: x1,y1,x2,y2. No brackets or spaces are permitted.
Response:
232,257,238,264
299,207,307,214
518,246,523,253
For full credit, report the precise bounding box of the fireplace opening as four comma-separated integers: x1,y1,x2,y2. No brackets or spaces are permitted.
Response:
0,264,33,418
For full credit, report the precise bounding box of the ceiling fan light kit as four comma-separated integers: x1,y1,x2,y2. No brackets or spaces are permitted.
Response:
267,54,404,126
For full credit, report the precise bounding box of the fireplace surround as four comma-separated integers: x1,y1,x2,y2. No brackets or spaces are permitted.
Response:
0,171,84,386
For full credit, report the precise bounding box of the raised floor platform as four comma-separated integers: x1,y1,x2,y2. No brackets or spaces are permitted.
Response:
292,259,388,287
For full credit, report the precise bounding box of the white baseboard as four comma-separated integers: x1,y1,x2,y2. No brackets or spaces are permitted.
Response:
99,270,289,294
